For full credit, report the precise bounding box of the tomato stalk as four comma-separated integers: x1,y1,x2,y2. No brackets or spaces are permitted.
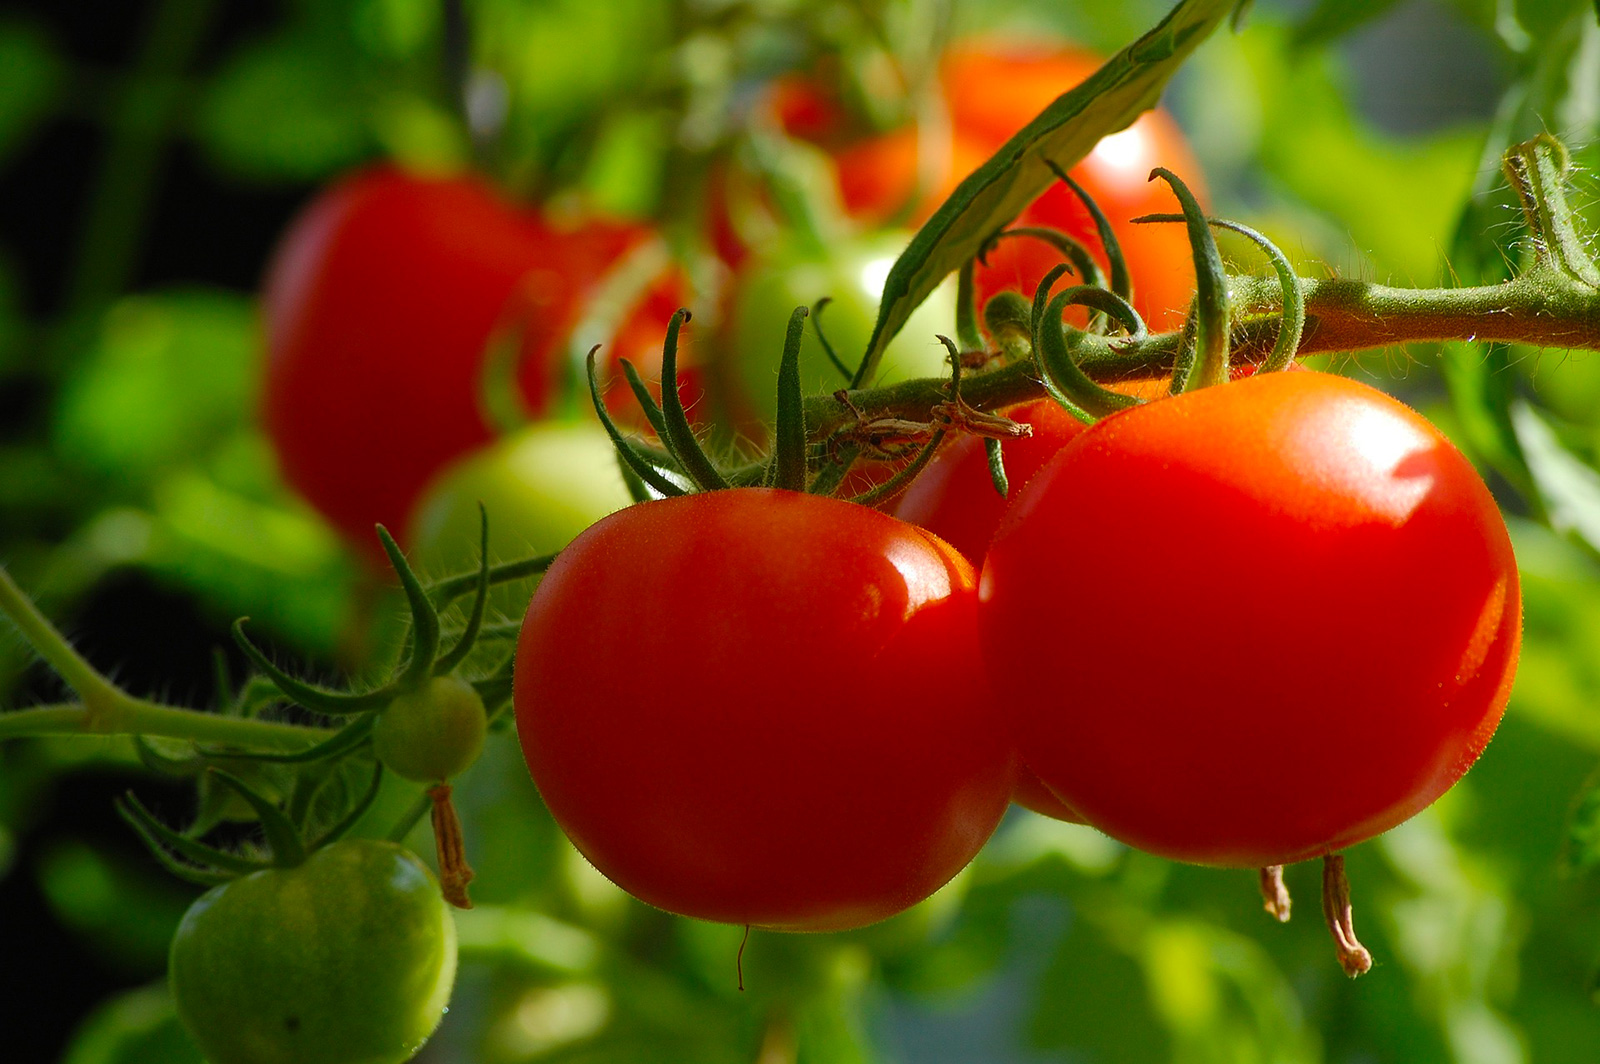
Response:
1321,854,1373,978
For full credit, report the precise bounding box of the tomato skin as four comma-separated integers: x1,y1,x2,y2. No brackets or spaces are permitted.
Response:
375,677,488,782
893,399,1088,565
728,232,957,424
978,371,1521,867
514,489,1014,931
406,420,634,616
261,167,652,564
169,840,456,1064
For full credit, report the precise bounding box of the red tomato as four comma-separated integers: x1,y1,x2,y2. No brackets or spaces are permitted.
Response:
978,371,1521,867
261,167,674,563
767,42,1203,332
893,399,1089,565
514,489,1014,930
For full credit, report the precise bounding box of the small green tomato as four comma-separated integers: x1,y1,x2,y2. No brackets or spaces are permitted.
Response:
729,230,958,423
169,839,457,1064
374,676,488,783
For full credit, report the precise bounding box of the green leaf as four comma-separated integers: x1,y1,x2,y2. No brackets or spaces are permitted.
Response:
59,983,204,1064
855,0,1235,385
1511,401,1600,555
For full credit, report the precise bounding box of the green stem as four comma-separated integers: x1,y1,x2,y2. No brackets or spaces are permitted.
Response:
0,700,332,750
0,566,123,714
2,567,330,749
805,269,1600,440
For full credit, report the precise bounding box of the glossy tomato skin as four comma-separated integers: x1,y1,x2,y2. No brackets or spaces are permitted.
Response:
514,489,1013,931
728,232,957,425
169,840,456,1064
261,167,657,564
978,371,1521,867
893,399,1089,566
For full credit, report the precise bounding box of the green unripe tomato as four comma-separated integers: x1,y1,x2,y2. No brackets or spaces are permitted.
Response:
169,839,457,1064
374,676,488,782
729,230,958,423
407,420,634,617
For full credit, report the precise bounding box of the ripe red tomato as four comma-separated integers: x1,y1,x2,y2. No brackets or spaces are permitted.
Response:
513,489,1014,930
978,371,1521,868
893,398,1089,566
261,167,672,564
768,41,1204,332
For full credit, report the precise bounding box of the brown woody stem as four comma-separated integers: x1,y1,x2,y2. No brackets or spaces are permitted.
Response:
429,783,475,909
1258,865,1291,922
1321,854,1373,977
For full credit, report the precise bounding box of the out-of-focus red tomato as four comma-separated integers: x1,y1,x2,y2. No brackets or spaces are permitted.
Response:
260,167,679,564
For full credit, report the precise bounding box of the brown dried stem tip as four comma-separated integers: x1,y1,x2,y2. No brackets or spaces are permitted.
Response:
428,783,475,909
1321,854,1372,977
1258,865,1291,922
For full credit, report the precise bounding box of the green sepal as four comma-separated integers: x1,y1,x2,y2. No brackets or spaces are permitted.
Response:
773,305,810,492
132,734,203,776
619,358,672,441
1048,163,1131,303
207,769,307,868
1037,289,1143,419
1147,167,1228,392
433,504,492,676
983,292,1035,363
232,619,396,716
811,298,854,381
198,713,376,765
989,226,1101,291
808,443,860,498
1133,214,1302,372
428,551,560,609
985,437,1010,498
616,452,652,504
305,761,386,853
585,346,688,499
116,792,269,879
657,309,729,491
377,526,441,690
1031,263,1074,345
846,430,946,507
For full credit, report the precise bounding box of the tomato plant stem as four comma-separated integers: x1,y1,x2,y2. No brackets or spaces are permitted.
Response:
806,268,1600,441
1,566,331,749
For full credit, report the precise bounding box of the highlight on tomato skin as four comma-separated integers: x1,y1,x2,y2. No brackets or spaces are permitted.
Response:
512,488,1016,932
977,370,1522,868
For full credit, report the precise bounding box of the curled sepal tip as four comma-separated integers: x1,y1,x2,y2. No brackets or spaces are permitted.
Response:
657,308,729,491
1035,288,1141,420
231,618,395,716
376,526,442,689
1146,167,1229,392
116,792,270,883
810,298,853,381
773,305,810,492
305,761,386,852
207,768,307,868
585,346,687,499
1047,159,1132,302
432,504,491,677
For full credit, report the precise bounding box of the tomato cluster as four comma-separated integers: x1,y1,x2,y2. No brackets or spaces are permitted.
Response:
511,369,1520,931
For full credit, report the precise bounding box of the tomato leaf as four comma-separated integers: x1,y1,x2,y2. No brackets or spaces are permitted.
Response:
855,0,1236,385
1510,401,1600,557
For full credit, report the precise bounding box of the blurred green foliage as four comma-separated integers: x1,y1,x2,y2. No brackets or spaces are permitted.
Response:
4,0,1600,1062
